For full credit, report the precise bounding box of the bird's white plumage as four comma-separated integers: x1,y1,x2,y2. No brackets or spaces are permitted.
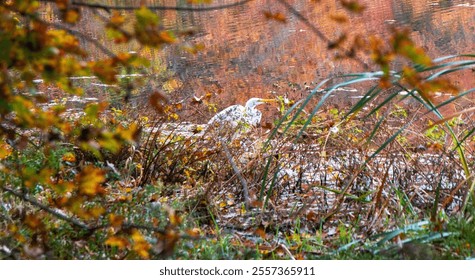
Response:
208,98,274,128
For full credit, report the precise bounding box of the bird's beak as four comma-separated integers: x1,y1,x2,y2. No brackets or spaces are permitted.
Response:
260,98,278,104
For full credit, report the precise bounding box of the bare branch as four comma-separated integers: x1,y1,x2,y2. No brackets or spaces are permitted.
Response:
38,0,254,12
221,141,250,210
46,20,116,58
2,186,90,230
276,0,369,70
1,186,198,239
0,2,115,58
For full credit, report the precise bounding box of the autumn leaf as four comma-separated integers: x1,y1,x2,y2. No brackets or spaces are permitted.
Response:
158,31,176,44
63,8,81,24
250,200,264,208
62,152,76,163
116,122,141,143
110,11,126,26
105,236,130,249
131,229,151,259
186,228,201,238
0,141,12,159
134,7,177,47
306,210,320,222
24,214,44,231
255,226,267,239
109,214,125,228
182,43,205,54
162,78,182,92
339,0,366,13
52,180,75,194
88,206,106,219
391,28,432,67
149,91,169,114
263,11,287,23
329,13,349,23
90,59,119,84
168,208,182,227
55,0,69,10
106,28,130,44
135,6,159,26
192,125,204,134
77,165,106,196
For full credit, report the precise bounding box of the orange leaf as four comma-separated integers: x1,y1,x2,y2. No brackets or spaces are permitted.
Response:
63,8,81,24
149,91,169,114
329,13,349,23
62,152,76,163
109,214,125,228
110,11,126,26
185,228,201,238
254,226,267,239
263,11,287,23
24,214,43,230
55,0,68,10
158,31,176,44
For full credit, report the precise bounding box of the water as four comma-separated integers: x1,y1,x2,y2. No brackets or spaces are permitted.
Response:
44,0,475,121
157,0,474,115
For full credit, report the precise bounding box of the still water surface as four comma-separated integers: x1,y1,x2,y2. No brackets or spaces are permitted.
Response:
51,1,475,119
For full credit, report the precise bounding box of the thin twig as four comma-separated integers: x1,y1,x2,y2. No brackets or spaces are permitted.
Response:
38,0,254,12
276,0,369,70
278,243,296,260
2,186,90,229
221,141,250,210
0,2,115,58
46,20,116,57
1,186,199,238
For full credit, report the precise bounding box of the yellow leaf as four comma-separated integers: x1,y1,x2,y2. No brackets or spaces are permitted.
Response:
117,123,140,142
77,166,106,196
219,201,227,209
131,229,151,259
131,229,146,243
88,206,105,218
192,125,204,133
105,236,130,249
62,152,76,162
0,142,12,159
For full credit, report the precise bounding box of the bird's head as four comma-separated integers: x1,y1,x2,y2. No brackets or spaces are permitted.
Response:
245,98,276,109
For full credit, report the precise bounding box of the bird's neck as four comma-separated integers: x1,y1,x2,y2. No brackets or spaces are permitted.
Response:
246,107,257,112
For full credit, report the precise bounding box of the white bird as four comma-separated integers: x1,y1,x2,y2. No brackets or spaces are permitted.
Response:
208,98,276,128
